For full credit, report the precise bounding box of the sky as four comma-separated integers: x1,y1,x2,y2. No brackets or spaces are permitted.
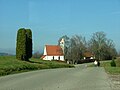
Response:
0,0,120,54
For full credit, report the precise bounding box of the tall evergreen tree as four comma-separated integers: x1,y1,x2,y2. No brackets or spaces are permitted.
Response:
26,29,32,59
16,28,27,60
16,28,32,61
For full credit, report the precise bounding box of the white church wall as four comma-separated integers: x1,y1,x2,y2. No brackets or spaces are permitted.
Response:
43,46,47,55
60,56,64,61
43,56,64,61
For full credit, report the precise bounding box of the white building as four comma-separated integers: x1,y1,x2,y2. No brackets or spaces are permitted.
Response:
60,38,64,54
41,45,64,61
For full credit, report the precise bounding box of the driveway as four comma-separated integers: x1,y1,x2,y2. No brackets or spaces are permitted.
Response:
0,64,112,90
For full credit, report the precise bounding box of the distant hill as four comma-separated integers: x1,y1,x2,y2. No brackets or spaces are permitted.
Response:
0,53,11,56
0,48,15,55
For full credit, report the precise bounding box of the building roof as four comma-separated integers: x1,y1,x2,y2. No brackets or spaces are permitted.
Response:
45,45,64,56
83,52,93,57
40,55,46,59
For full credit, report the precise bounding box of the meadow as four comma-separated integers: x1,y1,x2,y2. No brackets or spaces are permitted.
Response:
90,58,120,74
0,56,74,76
1,56,120,76
100,58,120,74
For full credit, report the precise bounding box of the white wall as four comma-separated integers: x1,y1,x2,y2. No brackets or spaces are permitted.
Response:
59,56,64,61
43,46,47,55
43,56,64,61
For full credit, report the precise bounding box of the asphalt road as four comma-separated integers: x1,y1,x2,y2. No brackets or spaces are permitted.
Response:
0,64,112,90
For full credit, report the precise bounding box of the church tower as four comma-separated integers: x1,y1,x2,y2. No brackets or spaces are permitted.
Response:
60,38,65,54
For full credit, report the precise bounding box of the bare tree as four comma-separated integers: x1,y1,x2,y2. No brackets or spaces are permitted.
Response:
69,35,87,63
58,32,117,63
58,35,87,64
89,31,117,60
104,39,117,59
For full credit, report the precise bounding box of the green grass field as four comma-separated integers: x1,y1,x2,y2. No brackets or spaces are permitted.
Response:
100,59,120,74
90,59,120,74
0,56,74,76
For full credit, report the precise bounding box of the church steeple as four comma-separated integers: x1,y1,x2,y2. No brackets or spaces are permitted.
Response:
60,38,64,54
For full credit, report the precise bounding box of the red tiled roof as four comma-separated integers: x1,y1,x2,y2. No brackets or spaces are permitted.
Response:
83,52,93,57
46,45,63,56
40,55,46,59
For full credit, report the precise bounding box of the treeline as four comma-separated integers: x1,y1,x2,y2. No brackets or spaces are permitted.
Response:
58,32,117,63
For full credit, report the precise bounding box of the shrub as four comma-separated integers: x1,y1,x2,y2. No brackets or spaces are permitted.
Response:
116,58,120,67
110,60,116,67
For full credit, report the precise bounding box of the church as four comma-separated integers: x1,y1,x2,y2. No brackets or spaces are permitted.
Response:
41,39,65,61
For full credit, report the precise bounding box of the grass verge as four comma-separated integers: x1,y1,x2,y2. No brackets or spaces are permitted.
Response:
100,59,120,74
104,67,120,74
89,59,120,74
0,56,74,76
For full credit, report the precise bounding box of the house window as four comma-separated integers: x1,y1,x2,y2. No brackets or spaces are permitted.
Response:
58,56,60,60
53,56,54,60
